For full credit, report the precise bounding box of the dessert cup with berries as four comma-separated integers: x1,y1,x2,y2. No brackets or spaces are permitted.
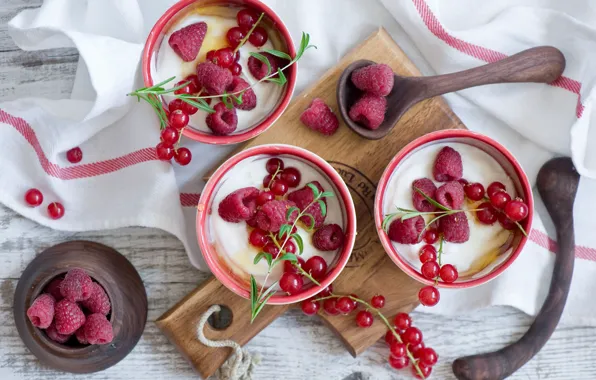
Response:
375,130,533,305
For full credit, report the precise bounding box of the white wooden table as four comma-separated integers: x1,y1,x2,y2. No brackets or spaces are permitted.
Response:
1,2,594,379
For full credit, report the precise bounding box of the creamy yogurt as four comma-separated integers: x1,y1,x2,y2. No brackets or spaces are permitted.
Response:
383,143,516,277
152,7,283,134
209,155,345,287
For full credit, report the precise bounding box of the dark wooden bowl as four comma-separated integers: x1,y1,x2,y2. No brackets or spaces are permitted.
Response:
14,241,148,373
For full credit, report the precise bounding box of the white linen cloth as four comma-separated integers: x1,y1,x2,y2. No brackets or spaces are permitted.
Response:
3,0,596,325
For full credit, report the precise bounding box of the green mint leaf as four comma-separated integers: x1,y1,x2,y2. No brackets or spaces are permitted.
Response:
179,97,215,114
252,281,279,322
396,207,417,213
150,76,177,90
382,213,397,232
278,224,291,239
249,52,272,77
414,187,451,212
318,199,327,217
221,93,235,110
250,275,258,316
265,69,287,86
306,183,321,198
254,252,273,267
231,92,243,105
168,80,192,94
262,49,292,61
302,214,316,230
277,253,298,263
320,191,335,198
291,233,304,254
286,206,300,221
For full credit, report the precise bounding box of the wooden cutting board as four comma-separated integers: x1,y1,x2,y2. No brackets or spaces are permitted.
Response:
156,27,465,379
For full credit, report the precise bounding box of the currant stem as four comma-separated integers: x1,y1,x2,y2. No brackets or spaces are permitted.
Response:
233,12,265,54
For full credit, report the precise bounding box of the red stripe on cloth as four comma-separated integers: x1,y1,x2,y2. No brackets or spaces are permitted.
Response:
529,229,596,261
412,0,585,118
0,109,159,180
180,192,201,207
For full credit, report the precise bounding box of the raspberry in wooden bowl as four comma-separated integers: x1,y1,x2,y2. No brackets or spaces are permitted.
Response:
375,130,533,304
142,0,299,145
197,145,357,313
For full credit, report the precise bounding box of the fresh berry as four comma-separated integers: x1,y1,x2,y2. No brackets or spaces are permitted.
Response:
303,256,328,281
66,147,83,163
248,26,268,47
300,98,340,136
402,326,423,345
47,202,65,220
301,299,320,315
389,355,409,369
433,146,463,182
174,79,198,95
387,216,424,244
169,109,190,129
226,27,246,48
351,63,394,96
230,63,242,76
313,224,345,251
206,50,216,62
234,51,241,62
175,147,192,166
61,268,93,302
75,327,88,344
385,330,398,346
185,74,201,89
169,98,197,115
490,191,511,209
439,264,458,283
206,102,238,135
283,256,305,273
487,181,506,197
419,347,438,366
156,142,174,161
81,282,111,315
254,200,298,232
237,9,259,30
44,277,64,301
54,299,86,335
270,180,289,196
248,52,283,80
390,341,407,357
281,167,301,187
323,298,339,315
249,228,270,248
27,294,55,328
498,212,516,230
421,261,439,280
422,229,438,245
440,212,470,243
464,182,485,201
476,202,498,225
284,240,297,254
413,363,433,379
196,62,234,95
25,188,43,207
410,342,425,358
418,286,440,307
227,77,257,110
287,182,327,228
371,295,385,309
458,178,469,186
263,173,280,188
411,178,437,212
46,322,71,343
336,296,356,314
504,199,529,222
279,272,303,295
393,313,411,331
435,181,465,209
319,284,333,297
355,310,374,328
266,158,284,174
262,242,280,258
348,94,387,130
168,22,207,61
419,245,437,263
83,313,113,345
161,127,179,145
218,187,260,223
256,191,275,206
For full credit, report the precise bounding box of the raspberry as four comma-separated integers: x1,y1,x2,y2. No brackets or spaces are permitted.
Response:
60,268,93,302
440,212,470,243
300,98,340,136
227,77,257,111
351,63,394,96
206,102,238,135
254,200,298,232
196,62,233,95
412,178,437,212
247,53,287,80
348,94,387,130
83,313,114,345
27,294,55,328
218,187,260,223
435,181,465,210
54,299,86,335
44,277,64,301
75,327,88,345
81,282,111,315
287,182,327,229
433,146,463,182
46,322,71,344
387,216,424,244
313,224,345,251
168,22,207,62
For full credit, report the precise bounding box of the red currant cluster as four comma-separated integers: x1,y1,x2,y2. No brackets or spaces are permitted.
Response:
24,188,64,220
465,180,529,228
417,238,457,307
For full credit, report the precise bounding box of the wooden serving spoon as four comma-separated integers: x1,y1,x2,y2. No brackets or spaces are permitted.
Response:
336,46,565,140
452,157,579,380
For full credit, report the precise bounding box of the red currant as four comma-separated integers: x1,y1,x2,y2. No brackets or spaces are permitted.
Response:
458,178,469,186
393,313,412,331
234,51,241,62
421,261,439,280
230,63,242,76
504,199,529,222
214,47,235,68
169,109,189,129
389,342,406,358
419,347,438,366
303,256,327,280
169,98,197,115
185,74,200,88
237,9,259,31
248,27,268,47
418,286,440,307
226,26,246,48
498,212,516,230
419,245,437,263
322,298,339,315
439,264,458,283
301,299,319,315
24,189,43,207
160,127,179,145
402,327,422,345
410,342,425,358
371,295,385,309
66,147,83,164
490,190,511,209
284,240,297,254
265,158,284,174
388,355,409,369
256,191,274,206
385,330,398,346
422,229,439,244
156,142,174,161
336,296,356,314
279,272,303,295
262,242,280,258
270,180,289,196
263,174,279,188
320,284,333,297
487,181,506,197
412,363,432,379
355,310,374,328
249,228,269,248
206,50,216,62
280,167,301,188
464,182,485,201
47,202,65,220
476,202,498,225
175,147,192,166
174,79,198,95
283,256,305,273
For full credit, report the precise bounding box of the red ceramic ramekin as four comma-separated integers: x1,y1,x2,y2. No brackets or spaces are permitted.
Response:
197,144,357,304
142,0,297,145
375,130,534,289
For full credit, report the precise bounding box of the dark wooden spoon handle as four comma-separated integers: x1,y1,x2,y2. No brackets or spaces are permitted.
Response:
452,158,579,380
417,46,565,100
